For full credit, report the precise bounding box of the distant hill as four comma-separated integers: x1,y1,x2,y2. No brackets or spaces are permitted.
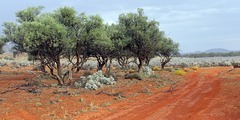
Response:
204,48,230,53
183,48,235,55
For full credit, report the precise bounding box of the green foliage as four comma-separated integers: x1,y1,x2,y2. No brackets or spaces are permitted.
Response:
0,40,4,54
184,68,191,72
4,56,9,60
86,15,114,70
9,57,14,60
118,8,165,72
51,84,58,87
164,67,176,72
125,73,144,80
1,22,18,43
27,53,36,61
0,6,179,85
15,6,44,23
3,56,14,60
149,74,160,78
173,70,186,76
106,24,134,69
157,37,179,69
74,82,82,88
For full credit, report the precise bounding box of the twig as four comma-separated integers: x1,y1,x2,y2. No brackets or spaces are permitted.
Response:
95,90,124,97
160,83,178,93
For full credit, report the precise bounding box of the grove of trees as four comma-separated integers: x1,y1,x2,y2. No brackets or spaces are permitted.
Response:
0,6,179,85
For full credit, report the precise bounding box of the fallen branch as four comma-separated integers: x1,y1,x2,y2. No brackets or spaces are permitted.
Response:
160,83,178,93
22,71,41,79
0,87,20,94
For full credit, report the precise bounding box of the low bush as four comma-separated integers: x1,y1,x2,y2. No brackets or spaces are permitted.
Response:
25,78,43,86
173,70,185,76
51,84,58,87
74,82,82,88
142,66,154,75
129,69,135,73
232,62,240,68
79,70,116,90
164,67,176,72
192,66,199,70
4,56,9,60
149,74,160,78
9,57,15,60
131,67,137,70
125,73,144,80
152,66,161,71
184,68,190,72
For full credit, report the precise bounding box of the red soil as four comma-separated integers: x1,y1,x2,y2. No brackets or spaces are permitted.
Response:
0,66,240,120
80,67,240,120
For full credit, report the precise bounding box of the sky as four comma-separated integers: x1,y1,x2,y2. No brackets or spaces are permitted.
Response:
0,0,240,53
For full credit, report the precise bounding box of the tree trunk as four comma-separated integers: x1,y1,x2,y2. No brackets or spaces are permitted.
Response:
138,57,144,73
76,56,88,73
56,57,64,85
161,57,171,69
40,60,46,73
75,51,80,73
161,62,167,69
98,62,105,71
145,57,150,66
96,56,108,71
106,58,112,75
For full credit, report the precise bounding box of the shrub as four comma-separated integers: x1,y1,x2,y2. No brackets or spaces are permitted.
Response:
74,82,82,88
104,72,121,78
142,66,154,75
164,67,176,72
232,62,240,68
9,57,15,60
125,73,144,80
149,74,160,78
131,67,137,70
192,66,199,70
4,56,9,60
173,70,185,76
51,84,58,87
152,66,161,71
82,70,116,90
184,68,190,72
129,69,135,73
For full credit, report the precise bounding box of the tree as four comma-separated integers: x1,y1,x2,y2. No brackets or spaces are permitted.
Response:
107,24,134,70
118,8,164,72
157,37,179,69
54,7,89,73
15,6,44,23
86,15,113,70
22,14,69,85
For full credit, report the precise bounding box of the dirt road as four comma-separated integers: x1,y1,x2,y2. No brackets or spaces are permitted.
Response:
91,67,239,120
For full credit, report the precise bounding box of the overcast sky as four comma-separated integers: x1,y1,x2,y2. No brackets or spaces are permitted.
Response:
1,0,240,53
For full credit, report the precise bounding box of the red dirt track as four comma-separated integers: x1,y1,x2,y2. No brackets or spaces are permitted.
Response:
89,67,240,120
0,67,240,120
